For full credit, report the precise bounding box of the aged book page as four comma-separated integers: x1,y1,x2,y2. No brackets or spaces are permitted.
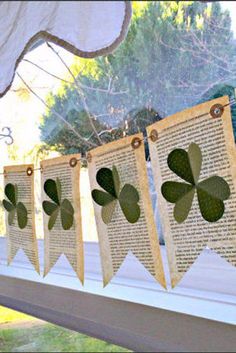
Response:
88,133,166,287
41,154,84,283
4,164,39,273
147,96,236,287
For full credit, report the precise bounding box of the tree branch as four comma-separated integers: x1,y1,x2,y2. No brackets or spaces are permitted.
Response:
16,73,96,148
24,58,128,95
23,59,73,84
46,42,104,145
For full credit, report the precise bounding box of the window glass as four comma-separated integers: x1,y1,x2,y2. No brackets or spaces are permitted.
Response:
0,1,235,244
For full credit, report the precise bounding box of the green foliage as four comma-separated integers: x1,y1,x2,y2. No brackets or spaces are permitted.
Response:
92,166,140,224
0,316,130,352
43,178,74,230
161,143,230,223
40,2,236,155
2,184,28,229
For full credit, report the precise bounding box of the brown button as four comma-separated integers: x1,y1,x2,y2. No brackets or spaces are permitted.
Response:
26,167,33,176
210,104,224,118
149,129,158,142
69,157,78,168
131,137,142,149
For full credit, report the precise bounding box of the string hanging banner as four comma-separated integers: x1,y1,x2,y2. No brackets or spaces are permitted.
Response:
88,134,166,288
147,96,236,288
3,164,40,273
41,155,84,283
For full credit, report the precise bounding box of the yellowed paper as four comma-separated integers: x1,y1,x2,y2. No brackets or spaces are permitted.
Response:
147,96,236,287
41,155,84,283
4,164,39,273
88,134,166,288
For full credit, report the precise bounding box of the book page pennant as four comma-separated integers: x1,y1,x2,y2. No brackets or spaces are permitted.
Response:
3,164,39,273
41,155,84,283
147,96,236,288
88,134,166,288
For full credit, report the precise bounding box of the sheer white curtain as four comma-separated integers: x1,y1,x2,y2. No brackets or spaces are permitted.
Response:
0,1,132,97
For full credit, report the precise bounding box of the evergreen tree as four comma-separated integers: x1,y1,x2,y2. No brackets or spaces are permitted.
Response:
40,1,236,155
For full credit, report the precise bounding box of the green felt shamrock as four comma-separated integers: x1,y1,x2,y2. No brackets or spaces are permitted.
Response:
42,178,74,230
2,183,28,229
92,166,140,224
161,143,230,223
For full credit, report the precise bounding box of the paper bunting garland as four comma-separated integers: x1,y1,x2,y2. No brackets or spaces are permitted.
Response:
3,165,39,273
88,134,166,288
147,96,236,288
1,97,236,289
41,155,84,283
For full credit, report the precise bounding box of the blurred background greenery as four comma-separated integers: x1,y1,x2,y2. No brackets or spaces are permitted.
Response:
40,1,236,156
0,306,130,352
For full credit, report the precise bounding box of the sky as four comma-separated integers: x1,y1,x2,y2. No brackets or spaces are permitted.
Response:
221,1,236,34
0,44,74,165
0,1,236,167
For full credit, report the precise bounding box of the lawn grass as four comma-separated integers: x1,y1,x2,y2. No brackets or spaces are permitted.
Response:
0,306,34,325
0,324,130,352
0,307,131,352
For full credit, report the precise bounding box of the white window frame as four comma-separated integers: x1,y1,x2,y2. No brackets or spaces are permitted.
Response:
0,237,235,352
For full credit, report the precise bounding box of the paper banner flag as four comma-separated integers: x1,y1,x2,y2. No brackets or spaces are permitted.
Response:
88,134,166,288
147,96,236,288
3,165,39,273
41,155,84,283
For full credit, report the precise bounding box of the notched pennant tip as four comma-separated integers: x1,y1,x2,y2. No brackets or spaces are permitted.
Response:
43,178,74,231
92,165,140,224
162,143,230,223
2,183,28,229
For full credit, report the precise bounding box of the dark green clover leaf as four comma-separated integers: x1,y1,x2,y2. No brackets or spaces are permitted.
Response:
161,143,230,223
42,178,74,230
2,183,28,229
92,166,140,224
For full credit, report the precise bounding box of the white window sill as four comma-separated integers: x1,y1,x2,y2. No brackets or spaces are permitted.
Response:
0,237,235,352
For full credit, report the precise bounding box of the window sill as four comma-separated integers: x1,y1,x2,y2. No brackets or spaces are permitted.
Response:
0,238,235,352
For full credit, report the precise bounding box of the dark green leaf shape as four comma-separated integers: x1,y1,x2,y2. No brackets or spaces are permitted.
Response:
91,190,115,206
2,199,15,212
44,179,60,205
2,183,28,229
92,166,140,224
96,167,118,198
17,202,28,229
162,143,231,223
174,188,195,224
197,176,230,201
42,178,74,231
119,184,140,223
5,183,17,206
61,199,74,230
48,208,60,231
101,200,117,224
167,148,195,185
42,200,58,216
161,181,194,203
